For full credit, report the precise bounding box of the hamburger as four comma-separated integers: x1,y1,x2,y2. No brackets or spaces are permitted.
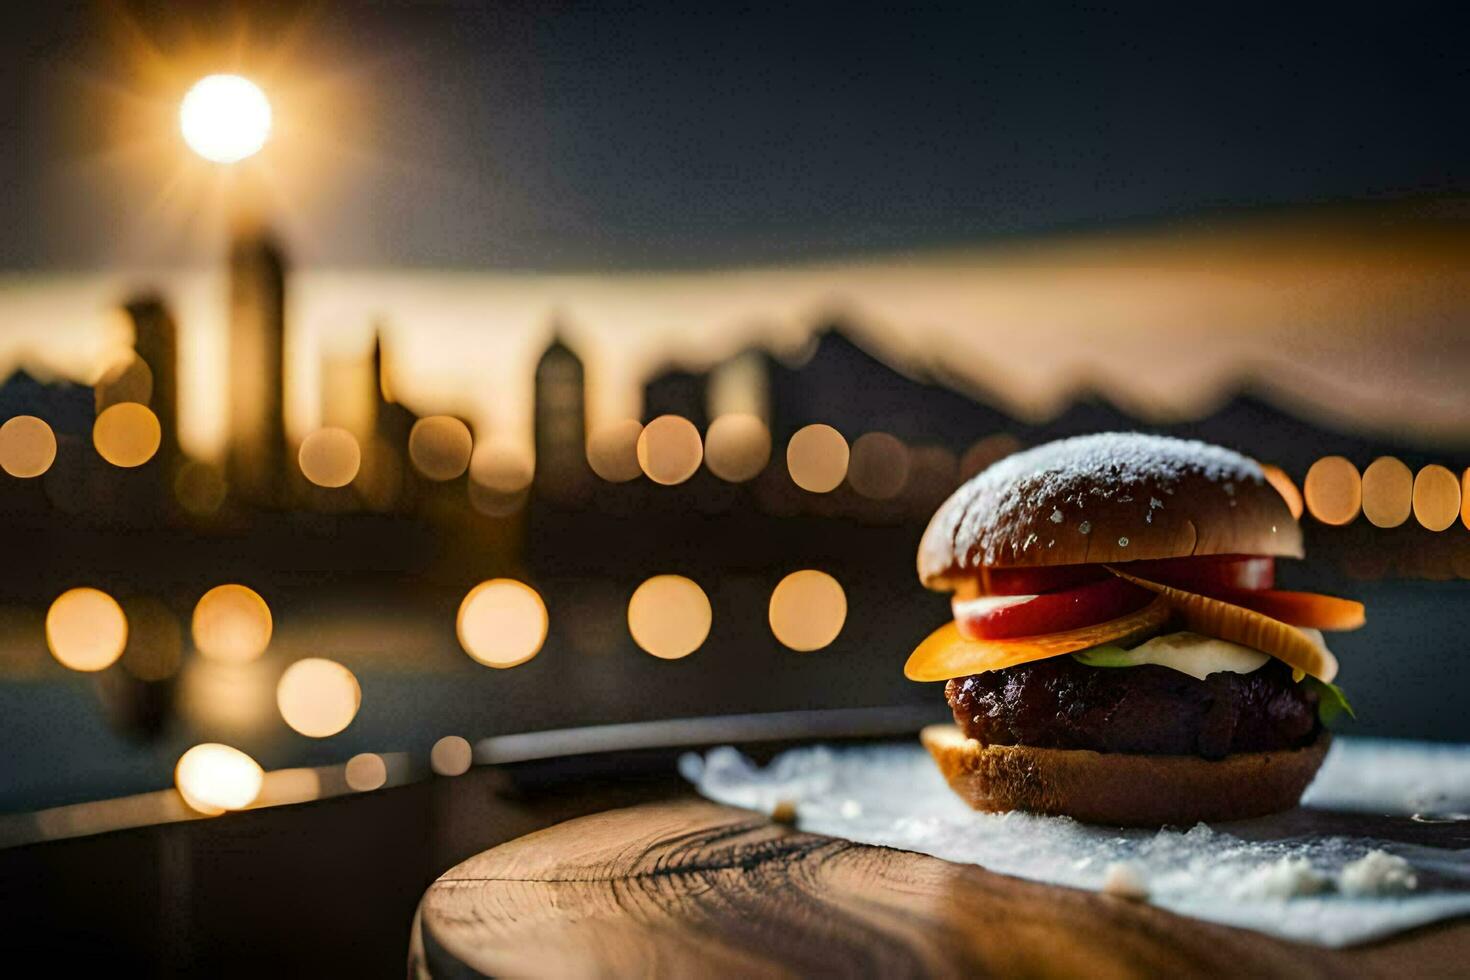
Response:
910,433,1360,826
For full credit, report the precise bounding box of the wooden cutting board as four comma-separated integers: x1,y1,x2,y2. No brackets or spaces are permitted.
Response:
412,799,1469,978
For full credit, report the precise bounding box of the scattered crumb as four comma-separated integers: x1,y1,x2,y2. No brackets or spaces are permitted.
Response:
770,799,798,825
1102,861,1149,901
1339,851,1418,896
1229,857,1330,900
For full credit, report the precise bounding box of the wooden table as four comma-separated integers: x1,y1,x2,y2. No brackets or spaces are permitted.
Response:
412,799,1470,978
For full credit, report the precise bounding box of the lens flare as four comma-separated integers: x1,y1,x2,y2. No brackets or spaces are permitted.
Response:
0,416,57,478
276,658,362,737
456,579,548,668
1304,456,1361,526
787,424,849,493
175,743,264,815
628,575,711,659
637,415,703,485
408,416,474,481
769,570,847,652
192,584,273,663
93,403,161,468
298,428,361,488
431,736,473,776
46,588,128,672
180,75,272,164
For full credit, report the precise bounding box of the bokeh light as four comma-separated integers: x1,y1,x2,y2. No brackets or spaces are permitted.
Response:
46,587,128,672
786,424,849,493
469,442,534,493
431,735,472,776
93,403,161,468
119,597,183,682
177,657,278,739
768,570,847,651
1464,469,1470,531
276,658,362,737
409,416,473,481
1260,463,1305,520
1303,456,1362,526
175,743,264,815
847,432,910,499
1412,464,1461,532
587,419,644,482
628,575,711,659
456,579,548,668
192,584,273,663
637,415,703,485
345,753,388,792
704,414,771,482
1361,456,1413,528
298,427,361,488
180,74,272,164
0,415,57,478
175,460,228,516
960,434,1021,480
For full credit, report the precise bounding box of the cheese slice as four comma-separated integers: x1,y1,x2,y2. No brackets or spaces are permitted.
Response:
1077,631,1270,680
1106,568,1339,683
904,596,1171,682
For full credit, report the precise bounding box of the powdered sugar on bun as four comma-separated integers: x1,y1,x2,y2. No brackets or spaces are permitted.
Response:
919,433,1302,587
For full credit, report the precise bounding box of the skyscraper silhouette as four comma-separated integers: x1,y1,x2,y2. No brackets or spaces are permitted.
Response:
226,231,287,507
532,330,588,502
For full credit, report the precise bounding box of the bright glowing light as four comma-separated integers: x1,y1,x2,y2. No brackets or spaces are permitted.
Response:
847,432,910,499
93,403,161,468
298,427,361,488
345,753,388,792
431,736,472,776
769,570,847,652
0,415,57,478
1361,456,1412,528
175,743,264,815
704,414,771,482
469,442,533,493
180,75,272,164
637,415,703,485
276,658,361,737
1260,464,1304,520
192,584,273,663
787,424,849,493
1303,456,1361,526
587,420,644,482
46,588,128,672
409,416,474,481
628,575,711,660
1412,464,1461,532
456,579,548,668
177,657,277,739
119,597,183,682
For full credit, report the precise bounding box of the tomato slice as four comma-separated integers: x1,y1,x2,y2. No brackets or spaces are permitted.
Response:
1209,589,1365,631
1121,555,1275,592
952,577,1155,640
972,564,1109,597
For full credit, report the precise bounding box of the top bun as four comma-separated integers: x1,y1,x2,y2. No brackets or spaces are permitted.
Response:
918,433,1301,589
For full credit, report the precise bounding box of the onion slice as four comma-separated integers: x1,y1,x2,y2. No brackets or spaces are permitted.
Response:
1106,567,1339,683
904,596,1171,682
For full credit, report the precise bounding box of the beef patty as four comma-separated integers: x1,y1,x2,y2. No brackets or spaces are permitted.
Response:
945,656,1319,759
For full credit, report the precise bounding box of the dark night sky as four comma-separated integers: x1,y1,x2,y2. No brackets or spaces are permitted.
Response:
3,1,1468,271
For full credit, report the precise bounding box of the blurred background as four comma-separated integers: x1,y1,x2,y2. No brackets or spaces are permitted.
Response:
1,0,1468,825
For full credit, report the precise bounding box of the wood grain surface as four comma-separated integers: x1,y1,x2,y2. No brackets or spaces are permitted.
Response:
413,799,1470,979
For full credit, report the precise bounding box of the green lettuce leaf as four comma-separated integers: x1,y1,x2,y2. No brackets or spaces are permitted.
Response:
1303,677,1356,726
1070,645,1137,668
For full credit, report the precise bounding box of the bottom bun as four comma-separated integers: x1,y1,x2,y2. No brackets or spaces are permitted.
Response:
921,724,1330,827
